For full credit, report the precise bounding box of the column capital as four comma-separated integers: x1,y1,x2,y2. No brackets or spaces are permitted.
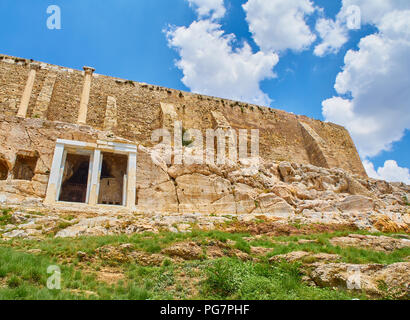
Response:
83,66,95,75
29,63,41,71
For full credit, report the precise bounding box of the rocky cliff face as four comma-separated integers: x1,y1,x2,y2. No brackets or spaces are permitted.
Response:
0,117,408,238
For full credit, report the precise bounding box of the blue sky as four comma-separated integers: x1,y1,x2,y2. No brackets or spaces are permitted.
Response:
0,0,409,183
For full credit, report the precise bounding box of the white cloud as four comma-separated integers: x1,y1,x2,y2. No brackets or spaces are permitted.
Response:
314,1,410,57
341,0,410,25
187,0,226,20
314,18,348,56
322,8,410,159
322,3,410,183
363,160,410,184
243,0,317,53
362,160,379,179
166,20,278,106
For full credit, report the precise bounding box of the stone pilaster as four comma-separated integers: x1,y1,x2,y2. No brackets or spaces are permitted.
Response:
77,66,95,124
32,72,57,119
88,149,102,205
44,143,65,205
126,152,137,209
17,63,40,118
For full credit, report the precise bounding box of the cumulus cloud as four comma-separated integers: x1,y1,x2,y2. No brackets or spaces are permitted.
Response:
166,20,278,106
314,1,410,57
341,0,410,25
363,160,410,184
314,17,349,57
187,0,226,20
243,0,317,52
320,2,410,183
322,7,410,160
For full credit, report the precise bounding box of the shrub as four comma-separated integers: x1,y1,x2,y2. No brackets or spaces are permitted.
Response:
204,258,252,297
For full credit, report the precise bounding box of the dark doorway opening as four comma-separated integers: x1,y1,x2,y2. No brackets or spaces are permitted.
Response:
59,154,90,203
13,154,38,180
0,159,9,180
98,152,128,206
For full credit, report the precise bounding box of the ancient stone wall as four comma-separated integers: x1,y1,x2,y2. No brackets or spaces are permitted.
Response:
0,54,367,177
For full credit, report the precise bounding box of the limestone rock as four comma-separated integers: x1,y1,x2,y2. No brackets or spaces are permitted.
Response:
256,193,295,217
233,183,258,214
336,195,375,212
307,262,410,299
161,242,203,260
95,244,165,266
250,246,273,256
330,234,410,252
269,251,341,264
372,215,410,233
55,217,122,238
130,251,165,266
176,174,235,214
137,181,178,213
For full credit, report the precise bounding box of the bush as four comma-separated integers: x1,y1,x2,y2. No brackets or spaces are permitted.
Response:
204,258,253,297
203,258,360,300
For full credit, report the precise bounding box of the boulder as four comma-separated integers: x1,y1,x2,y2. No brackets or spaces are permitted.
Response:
336,195,375,212
330,234,410,252
269,251,341,264
161,242,203,260
307,262,410,299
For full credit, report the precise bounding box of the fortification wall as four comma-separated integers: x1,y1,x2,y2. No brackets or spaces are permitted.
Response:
0,54,367,177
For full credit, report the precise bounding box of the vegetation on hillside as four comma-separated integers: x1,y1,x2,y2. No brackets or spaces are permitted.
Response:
0,227,408,300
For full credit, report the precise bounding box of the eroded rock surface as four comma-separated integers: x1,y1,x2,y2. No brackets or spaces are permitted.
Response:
306,262,410,299
0,120,409,238
269,251,341,264
330,234,410,252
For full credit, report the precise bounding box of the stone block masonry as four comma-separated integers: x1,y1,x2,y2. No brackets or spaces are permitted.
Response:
32,71,57,119
104,96,118,131
0,54,367,177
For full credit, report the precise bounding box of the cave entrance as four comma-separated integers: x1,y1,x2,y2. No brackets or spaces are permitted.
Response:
98,152,128,206
0,159,8,180
13,154,38,181
58,153,91,203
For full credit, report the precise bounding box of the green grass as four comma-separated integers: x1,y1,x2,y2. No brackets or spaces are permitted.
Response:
201,258,365,300
0,228,408,300
0,246,154,300
250,230,410,265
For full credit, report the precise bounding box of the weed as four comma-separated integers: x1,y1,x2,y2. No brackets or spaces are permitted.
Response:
0,209,13,226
